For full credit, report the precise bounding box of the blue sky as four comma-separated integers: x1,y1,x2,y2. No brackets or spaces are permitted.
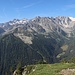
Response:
0,0,75,23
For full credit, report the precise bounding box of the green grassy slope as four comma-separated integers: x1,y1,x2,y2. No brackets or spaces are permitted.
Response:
28,63,75,75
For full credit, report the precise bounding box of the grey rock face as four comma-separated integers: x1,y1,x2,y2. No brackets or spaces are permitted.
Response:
0,16,75,36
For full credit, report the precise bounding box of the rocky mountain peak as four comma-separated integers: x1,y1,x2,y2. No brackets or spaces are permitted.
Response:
0,16,75,37
69,17,75,21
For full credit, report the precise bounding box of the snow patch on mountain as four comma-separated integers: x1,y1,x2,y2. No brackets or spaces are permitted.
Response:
9,18,29,25
69,17,75,21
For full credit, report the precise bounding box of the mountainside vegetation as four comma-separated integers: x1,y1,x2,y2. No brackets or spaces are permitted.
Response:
0,32,64,75
13,63,75,75
0,16,75,75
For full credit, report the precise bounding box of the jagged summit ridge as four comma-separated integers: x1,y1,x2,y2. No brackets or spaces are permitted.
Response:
0,16,75,37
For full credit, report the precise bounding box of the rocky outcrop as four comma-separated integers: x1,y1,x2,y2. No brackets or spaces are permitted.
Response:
60,68,75,75
13,65,36,75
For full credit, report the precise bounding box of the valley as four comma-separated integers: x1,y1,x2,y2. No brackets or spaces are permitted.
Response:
0,16,75,75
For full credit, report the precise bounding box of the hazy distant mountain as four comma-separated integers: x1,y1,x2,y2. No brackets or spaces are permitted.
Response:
1,16,75,75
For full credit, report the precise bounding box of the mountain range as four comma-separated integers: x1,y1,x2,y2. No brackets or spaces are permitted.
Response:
0,16,75,75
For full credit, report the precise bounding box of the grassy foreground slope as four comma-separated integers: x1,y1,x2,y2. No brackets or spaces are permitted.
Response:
28,63,75,75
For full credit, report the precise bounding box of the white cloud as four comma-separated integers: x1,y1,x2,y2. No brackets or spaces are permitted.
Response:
66,4,75,8
15,1,41,18
15,4,35,12
23,4,35,9
0,15,3,19
15,1,41,11
59,4,75,12
2,8,8,18
0,8,8,19
11,0,42,11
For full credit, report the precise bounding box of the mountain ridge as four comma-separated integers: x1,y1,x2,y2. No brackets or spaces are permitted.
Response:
0,16,75,75
0,16,75,38
0,16,75,33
